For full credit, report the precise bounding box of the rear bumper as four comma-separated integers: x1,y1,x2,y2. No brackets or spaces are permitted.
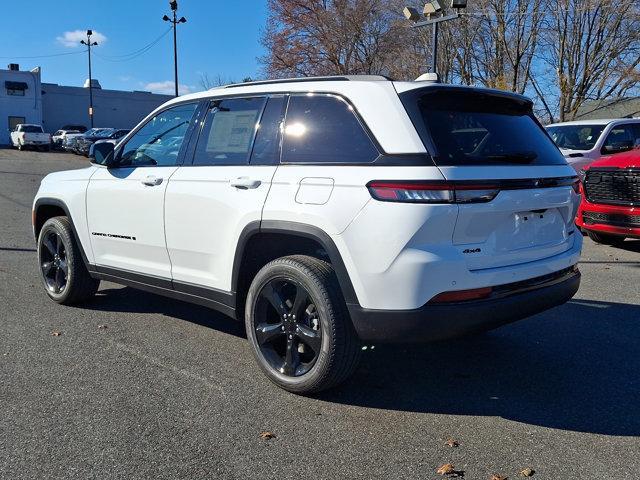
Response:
347,268,580,343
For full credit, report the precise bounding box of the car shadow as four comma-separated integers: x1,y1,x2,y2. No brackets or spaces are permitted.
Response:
319,299,640,437
86,286,246,339
82,287,639,436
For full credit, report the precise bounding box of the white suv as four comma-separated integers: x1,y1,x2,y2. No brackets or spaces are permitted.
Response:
33,76,582,393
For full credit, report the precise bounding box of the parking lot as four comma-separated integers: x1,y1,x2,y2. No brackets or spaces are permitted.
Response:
0,147,638,479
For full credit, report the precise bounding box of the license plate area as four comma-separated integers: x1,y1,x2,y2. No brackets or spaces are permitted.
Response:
507,209,566,251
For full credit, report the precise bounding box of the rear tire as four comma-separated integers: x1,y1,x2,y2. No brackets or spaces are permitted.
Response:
586,230,625,245
245,255,361,394
37,216,100,305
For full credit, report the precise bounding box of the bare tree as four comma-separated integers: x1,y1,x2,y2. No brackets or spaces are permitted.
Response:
542,0,640,121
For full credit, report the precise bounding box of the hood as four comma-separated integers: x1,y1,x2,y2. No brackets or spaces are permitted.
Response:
585,150,640,170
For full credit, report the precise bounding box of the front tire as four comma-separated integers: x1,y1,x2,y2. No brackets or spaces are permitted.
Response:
586,230,625,245
37,216,100,305
245,255,361,394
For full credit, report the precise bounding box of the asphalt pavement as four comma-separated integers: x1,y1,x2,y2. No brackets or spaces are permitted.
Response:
1,147,638,479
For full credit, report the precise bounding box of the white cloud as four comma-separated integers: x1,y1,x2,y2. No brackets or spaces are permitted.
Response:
57,30,107,48
143,80,194,96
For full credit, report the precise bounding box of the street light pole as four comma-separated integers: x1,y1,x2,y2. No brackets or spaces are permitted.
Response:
163,1,187,97
80,30,98,128
403,2,467,76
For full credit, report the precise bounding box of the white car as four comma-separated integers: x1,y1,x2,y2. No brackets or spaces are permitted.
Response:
51,129,80,149
10,124,51,151
546,118,640,172
32,76,582,393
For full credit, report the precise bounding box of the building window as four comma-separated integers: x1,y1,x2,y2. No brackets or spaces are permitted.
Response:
7,88,25,96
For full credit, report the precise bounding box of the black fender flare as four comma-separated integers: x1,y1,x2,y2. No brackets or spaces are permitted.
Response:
232,220,359,305
33,197,93,270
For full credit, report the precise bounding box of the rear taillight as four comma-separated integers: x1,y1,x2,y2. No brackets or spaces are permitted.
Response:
367,181,500,204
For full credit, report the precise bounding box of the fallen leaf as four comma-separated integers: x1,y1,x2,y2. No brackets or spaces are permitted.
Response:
519,468,535,477
50,331,61,337
444,438,460,448
437,463,455,475
490,475,507,480
260,431,275,440
98,324,108,329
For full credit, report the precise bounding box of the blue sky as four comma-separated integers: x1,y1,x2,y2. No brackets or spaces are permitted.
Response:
1,0,269,95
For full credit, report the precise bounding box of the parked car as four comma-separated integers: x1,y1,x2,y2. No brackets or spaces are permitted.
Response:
32,76,582,394
62,132,85,153
77,128,130,157
89,131,131,158
576,149,640,244
51,130,80,149
59,124,87,134
10,124,51,151
546,119,640,172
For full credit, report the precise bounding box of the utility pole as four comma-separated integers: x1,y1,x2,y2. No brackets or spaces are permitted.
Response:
403,1,468,76
81,30,98,128
163,1,187,97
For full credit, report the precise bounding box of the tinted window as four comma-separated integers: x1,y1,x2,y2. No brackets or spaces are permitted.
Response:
546,125,605,151
21,125,43,133
250,96,285,165
193,97,266,166
604,124,638,150
402,89,567,166
281,95,378,164
119,103,197,167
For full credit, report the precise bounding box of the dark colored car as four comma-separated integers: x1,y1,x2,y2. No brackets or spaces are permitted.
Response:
576,149,640,243
76,128,130,157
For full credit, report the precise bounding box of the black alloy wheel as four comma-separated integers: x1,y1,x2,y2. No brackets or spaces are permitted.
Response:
254,278,322,377
39,230,68,294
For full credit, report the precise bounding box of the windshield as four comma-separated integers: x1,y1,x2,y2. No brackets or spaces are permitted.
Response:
400,88,567,166
21,125,43,133
546,125,605,151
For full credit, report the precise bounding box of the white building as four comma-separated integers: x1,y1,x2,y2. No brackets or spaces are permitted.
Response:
1,64,172,145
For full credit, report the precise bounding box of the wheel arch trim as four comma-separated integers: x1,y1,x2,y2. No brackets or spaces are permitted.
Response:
232,220,359,305
33,197,93,270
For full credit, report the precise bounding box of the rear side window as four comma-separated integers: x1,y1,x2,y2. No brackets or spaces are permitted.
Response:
281,95,378,164
401,89,567,166
193,97,266,166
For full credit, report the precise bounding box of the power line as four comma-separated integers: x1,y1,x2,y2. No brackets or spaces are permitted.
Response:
0,51,84,59
93,28,172,62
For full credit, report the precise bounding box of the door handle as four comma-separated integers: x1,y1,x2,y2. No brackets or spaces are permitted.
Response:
141,176,163,186
230,177,261,190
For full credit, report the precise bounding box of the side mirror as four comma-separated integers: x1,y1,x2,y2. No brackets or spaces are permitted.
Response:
91,142,116,167
602,140,633,155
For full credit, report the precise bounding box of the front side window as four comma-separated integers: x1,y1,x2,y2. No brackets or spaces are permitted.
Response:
546,125,605,151
193,97,266,166
281,95,378,164
603,124,638,153
119,103,197,167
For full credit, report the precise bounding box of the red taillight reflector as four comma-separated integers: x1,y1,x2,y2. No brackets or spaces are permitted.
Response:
429,287,493,303
367,181,499,204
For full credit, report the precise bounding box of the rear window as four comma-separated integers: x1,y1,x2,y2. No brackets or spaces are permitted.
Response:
401,89,567,166
21,125,43,133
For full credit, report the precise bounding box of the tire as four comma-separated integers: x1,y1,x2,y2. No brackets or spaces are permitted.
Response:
586,230,625,245
245,255,361,394
37,216,100,305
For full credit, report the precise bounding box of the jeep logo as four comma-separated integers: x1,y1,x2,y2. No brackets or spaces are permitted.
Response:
462,248,482,254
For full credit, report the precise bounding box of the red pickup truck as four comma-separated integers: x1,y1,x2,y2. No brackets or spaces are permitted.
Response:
577,150,640,244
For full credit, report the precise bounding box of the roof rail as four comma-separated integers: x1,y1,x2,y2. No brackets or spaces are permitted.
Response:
219,75,392,89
